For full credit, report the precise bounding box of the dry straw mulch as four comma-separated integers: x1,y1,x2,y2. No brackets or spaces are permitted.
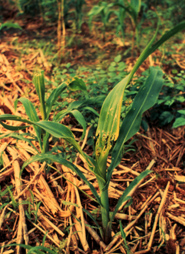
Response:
0,40,185,254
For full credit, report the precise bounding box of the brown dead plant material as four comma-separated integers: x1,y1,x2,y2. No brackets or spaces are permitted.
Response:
1,90,185,253
1,37,185,254
11,148,29,254
172,42,185,70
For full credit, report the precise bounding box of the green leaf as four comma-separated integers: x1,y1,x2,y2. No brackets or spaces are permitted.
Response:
36,120,76,141
172,117,185,128
159,111,174,125
55,100,84,121
4,244,56,254
14,99,18,112
149,21,185,57
114,55,122,63
114,2,132,16
82,208,101,229
7,185,17,209
33,71,46,120
19,98,39,122
68,77,86,92
110,62,116,67
110,169,151,222
108,65,116,72
0,21,23,31
0,186,13,198
118,62,126,71
55,100,99,122
34,120,94,169
107,67,163,185
46,83,67,119
119,221,130,254
96,74,132,142
83,106,99,117
176,96,185,103
22,153,101,205
88,5,105,16
177,110,185,115
70,110,86,139
130,0,141,16
94,24,162,174
0,114,32,124
19,98,42,149
0,121,28,131
27,245,56,254
95,74,132,175
0,133,38,152
3,244,31,251
129,21,185,77
66,63,71,68
121,67,163,142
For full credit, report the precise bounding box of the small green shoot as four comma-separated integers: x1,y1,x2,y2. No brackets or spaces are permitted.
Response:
119,220,130,254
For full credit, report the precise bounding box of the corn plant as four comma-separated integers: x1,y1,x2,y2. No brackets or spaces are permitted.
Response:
1,21,185,244
88,2,114,41
72,0,86,31
114,0,141,54
0,73,87,155
89,0,142,51
114,5,126,42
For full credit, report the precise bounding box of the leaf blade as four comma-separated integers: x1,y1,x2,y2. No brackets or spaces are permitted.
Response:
33,71,46,120
22,153,101,205
19,97,42,148
46,83,67,119
107,67,164,185
70,109,86,139
110,169,151,222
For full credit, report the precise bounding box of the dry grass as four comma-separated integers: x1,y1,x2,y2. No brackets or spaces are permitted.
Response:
1,35,185,254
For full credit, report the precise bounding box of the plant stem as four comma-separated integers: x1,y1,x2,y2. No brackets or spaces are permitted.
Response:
99,182,111,243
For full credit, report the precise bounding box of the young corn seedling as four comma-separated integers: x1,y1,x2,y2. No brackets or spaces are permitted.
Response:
88,2,114,41
0,73,88,155
114,0,141,54
1,21,185,244
73,0,86,31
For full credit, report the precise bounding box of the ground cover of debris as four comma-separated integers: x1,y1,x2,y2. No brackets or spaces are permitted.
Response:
1,36,185,254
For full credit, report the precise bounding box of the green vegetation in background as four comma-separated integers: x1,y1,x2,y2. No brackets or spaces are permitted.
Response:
0,21,22,31
147,70,185,128
144,0,185,25
1,0,184,66
88,0,144,48
1,0,185,44
12,0,86,30
1,0,185,251
1,21,185,246
88,2,115,41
